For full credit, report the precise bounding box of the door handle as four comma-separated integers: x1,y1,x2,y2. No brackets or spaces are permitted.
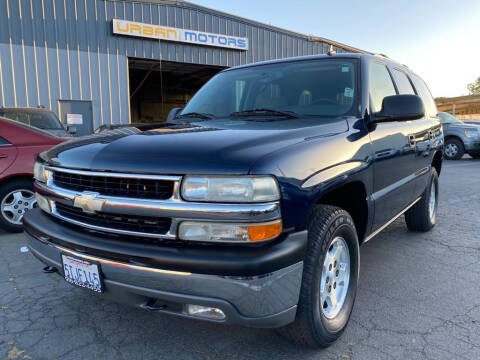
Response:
409,135,416,148
0,154,8,159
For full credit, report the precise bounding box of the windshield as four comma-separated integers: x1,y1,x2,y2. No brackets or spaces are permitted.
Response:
438,112,462,124
0,109,64,130
180,59,358,119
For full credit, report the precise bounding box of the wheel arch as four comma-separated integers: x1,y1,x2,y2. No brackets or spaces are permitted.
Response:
314,180,369,242
432,150,443,175
444,135,464,146
0,174,34,189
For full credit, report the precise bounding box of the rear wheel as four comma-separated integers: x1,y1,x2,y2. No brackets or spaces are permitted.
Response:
277,205,359,347
0,179,36,233
444,138,464,160
405,168,438,232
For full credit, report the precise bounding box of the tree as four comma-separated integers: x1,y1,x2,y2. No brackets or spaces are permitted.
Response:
467,77,480,95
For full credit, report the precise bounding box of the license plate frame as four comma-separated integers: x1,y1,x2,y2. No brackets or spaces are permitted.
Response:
61,254,104,293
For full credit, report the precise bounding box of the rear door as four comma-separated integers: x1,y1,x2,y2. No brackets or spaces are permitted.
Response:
367,61,418,231
409,74,439,198
390,68,433,199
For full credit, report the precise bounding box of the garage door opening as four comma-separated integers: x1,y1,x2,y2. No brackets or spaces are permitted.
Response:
128,59,225,123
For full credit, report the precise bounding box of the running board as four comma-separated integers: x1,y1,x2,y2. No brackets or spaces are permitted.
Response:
364,197,421,243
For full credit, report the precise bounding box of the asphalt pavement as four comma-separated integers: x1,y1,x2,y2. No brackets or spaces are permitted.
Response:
1,158,479,360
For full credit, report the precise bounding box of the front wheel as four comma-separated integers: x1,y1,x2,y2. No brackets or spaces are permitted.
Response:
444,138,464,160
405,167,438,232
0,179,37,233
277,205,360,347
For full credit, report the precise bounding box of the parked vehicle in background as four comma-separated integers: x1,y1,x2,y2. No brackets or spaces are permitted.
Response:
438,112,480,159
94,123,149,133
25,53,443,347
0,117,64,232
0,107,74,137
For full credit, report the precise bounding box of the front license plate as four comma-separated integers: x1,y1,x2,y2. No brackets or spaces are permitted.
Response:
62,255,103,293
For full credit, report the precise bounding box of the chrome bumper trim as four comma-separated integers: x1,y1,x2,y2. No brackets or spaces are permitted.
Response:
30,231,191,276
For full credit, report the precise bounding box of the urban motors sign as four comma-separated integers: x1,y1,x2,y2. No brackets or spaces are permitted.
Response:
112,19,248,51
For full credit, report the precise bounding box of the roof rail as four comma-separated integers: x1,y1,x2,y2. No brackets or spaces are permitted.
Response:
373,53,410,69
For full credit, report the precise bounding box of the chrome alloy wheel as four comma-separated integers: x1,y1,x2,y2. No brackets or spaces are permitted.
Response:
320,236,350,319
429,181,437,222
0,189,36,225
444,143,458,158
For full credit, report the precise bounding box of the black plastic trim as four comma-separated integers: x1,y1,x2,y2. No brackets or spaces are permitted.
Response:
23,208,307,276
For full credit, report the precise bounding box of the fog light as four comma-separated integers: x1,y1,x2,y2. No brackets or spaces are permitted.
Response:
185,304,226,320
35,193,51,214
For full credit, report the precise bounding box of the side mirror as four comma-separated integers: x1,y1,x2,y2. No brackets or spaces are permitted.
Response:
167,107,183,122
67,125,77,135
371,94,425,123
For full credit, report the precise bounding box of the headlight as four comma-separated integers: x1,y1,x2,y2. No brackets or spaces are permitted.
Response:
178,220,282,243
34,162,47,183
181,176,280,202
465,129,480,138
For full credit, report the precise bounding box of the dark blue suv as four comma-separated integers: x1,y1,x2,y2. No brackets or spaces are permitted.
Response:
24,53,443,347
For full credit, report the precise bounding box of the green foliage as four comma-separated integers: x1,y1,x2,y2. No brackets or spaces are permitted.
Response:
467,77,480,95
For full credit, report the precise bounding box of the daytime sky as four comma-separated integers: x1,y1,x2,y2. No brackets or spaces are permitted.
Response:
190,0,480,98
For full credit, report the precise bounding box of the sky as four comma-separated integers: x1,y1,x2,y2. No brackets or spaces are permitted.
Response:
189,0,480,98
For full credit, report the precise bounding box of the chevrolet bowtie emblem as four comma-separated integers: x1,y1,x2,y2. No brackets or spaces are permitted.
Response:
73,192,105,213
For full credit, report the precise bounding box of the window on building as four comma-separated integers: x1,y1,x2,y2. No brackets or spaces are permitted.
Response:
392,69,415,95
369,62,397,112
411,74,437,117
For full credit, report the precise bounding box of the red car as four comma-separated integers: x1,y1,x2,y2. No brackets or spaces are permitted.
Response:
0,117,64,232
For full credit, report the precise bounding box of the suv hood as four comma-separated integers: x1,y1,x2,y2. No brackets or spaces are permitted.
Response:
42,118,349,175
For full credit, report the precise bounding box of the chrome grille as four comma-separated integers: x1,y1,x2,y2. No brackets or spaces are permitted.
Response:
55,202,172,235
52,170,174,200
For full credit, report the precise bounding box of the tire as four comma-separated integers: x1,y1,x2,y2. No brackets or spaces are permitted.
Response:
444,138,464,160
0,179,36,233
277,205,360,347
405,167,438,232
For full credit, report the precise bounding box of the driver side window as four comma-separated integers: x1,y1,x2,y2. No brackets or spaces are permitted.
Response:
369,62,396,113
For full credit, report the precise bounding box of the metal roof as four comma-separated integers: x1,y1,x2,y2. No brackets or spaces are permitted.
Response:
116,0,371,54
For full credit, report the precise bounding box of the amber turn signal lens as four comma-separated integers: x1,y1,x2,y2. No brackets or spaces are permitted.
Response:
247,221,282,242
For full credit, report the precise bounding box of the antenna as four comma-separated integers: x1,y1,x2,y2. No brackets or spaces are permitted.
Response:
327,45,336,56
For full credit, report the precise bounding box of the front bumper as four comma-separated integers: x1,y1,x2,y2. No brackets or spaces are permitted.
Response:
464,140,480,153
24,209,306,328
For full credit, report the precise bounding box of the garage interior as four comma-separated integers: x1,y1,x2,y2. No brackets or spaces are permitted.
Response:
128,59,225,123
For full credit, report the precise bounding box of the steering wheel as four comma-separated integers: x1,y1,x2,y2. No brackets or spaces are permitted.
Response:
311,98,337,105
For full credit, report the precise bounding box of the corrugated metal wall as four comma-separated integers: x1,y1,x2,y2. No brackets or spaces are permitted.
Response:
0,0,356,129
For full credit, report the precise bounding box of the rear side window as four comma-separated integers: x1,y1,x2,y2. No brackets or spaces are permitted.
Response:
369,62,396,112
392,69,415,94
411,74,437,117
0,136,11,145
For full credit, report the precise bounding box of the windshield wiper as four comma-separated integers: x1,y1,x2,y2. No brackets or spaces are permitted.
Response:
175,112,215,120
230,108,299,119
